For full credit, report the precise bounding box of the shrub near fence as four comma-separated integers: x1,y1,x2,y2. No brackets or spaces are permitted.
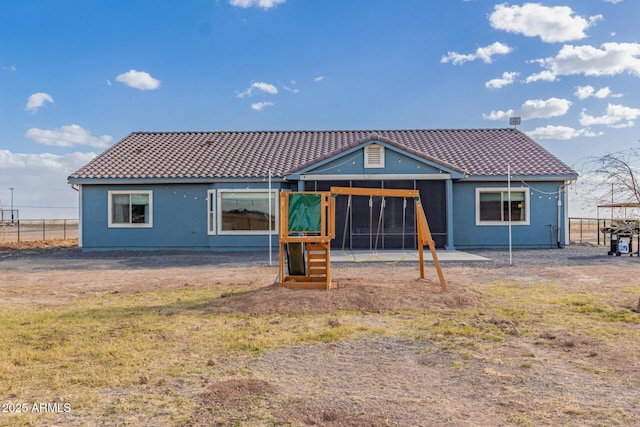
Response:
0,219,78,243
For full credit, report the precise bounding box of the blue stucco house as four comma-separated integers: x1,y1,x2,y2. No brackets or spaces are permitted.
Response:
67,129,577,251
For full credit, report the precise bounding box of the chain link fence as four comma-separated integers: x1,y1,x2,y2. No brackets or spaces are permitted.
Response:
568,217,640,246
0,219,78,243
0,217,633,247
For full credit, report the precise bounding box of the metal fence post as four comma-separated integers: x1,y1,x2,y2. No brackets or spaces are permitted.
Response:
579,218,583,243
569,218,572,242
569,217,611,246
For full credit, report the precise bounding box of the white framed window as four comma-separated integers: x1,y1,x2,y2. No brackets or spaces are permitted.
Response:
207,189,216,235
475,188,530,226
108,190,153,228
217,189,278,234
364,144,385,168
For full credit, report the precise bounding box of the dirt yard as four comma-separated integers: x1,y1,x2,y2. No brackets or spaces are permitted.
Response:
1,241,639,426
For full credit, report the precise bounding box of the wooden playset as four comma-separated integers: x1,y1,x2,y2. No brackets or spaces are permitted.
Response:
278,186,447,292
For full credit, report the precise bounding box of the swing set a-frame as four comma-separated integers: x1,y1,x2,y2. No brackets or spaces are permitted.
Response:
278,186,447,292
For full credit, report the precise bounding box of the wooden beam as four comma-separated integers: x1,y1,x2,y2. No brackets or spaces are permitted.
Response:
416,201,448,292
279,235,331,243
330,186,419,198
278,242,285,286
279,192,288,239
329,194,336,239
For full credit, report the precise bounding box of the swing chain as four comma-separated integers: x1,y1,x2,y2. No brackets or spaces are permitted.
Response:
373,196,385,252
340,193,407,254
341,195,352,252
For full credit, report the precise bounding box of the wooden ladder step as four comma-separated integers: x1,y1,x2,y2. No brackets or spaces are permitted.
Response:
308,246,328,277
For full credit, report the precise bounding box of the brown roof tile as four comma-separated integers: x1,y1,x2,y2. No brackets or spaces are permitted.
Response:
68,129,577,181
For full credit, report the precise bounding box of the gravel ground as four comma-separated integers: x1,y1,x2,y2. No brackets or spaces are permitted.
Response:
0,244,638,272
456,243,640,267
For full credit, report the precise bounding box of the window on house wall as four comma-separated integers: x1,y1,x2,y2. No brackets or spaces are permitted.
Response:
217,190,277,234
207,190,216,234
108,191,152,227
364,144,385,168
476,188,529,225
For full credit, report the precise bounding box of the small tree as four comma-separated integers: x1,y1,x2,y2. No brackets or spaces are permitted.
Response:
578,148,640,208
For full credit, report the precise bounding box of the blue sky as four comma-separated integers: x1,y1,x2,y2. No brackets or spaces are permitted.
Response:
1,0,639,219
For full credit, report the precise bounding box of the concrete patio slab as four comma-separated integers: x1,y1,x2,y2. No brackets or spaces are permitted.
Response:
331,250,490,263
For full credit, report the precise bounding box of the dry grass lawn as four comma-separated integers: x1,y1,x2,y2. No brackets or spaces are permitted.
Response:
0,244,639,426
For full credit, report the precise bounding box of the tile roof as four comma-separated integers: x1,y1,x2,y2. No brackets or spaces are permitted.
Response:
68,129,577,181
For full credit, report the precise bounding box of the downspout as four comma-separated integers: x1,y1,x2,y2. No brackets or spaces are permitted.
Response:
508,165,513,264
268,169,272,266
557,184,563,248
445,179,455,250
71,184,83,248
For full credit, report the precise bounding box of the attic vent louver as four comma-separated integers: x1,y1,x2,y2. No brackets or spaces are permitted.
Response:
364,144,385,168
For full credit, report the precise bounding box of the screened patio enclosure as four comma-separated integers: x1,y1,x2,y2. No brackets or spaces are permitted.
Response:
303,180,447,249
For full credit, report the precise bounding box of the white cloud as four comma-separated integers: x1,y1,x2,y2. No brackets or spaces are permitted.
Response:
0,150,95,172
252,82,277,94
0,150,96,219
25,92,54,112
282,83,299,93
574,85,596,100
574,85,622,100
524,70,557,83
485,71,519,89
529,42,640,81
441,42,512,65
314,76,325,82
594,88,617,98
237,81,278,98
603,0,623,3
229,0,285,9
525,125,601,140
579,103,640,127
1,65,16,71
251,101,274,111
115,69,161,90
489,3,602,43
25,124,112,148
483,109,515,121
483,97,571,121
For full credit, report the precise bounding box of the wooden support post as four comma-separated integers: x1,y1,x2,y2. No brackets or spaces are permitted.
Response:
326,242,332,290
278,241,285,284
329,195,336,239
416,200,448,292
279,192,288,240
418,241,425,279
